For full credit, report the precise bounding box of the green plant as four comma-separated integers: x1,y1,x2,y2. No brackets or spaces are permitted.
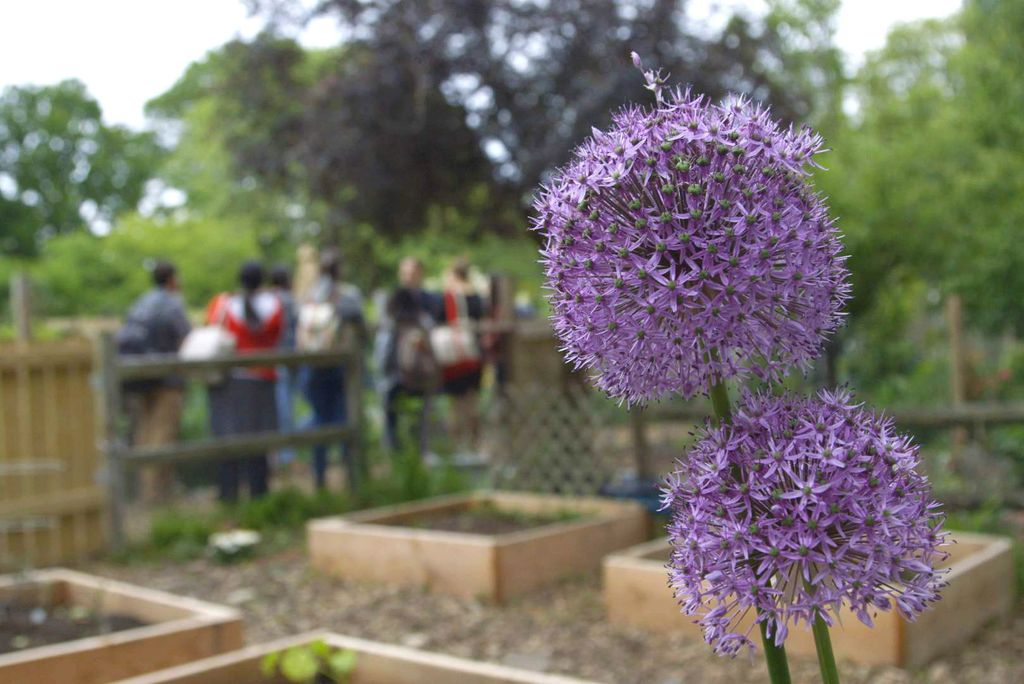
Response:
147,509,214,559
261,640,356,684
229,487,352,531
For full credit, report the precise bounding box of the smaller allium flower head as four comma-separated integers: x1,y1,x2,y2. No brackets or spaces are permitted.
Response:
662,388,948,656
531,54,849,403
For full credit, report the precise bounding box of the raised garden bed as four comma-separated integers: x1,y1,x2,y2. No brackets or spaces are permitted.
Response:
602,531,1015,668
309,491,647,603
0,568,243,683
114,631,595,684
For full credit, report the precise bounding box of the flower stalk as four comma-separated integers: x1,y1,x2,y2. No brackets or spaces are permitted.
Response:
533,53,947,684
812,613,840,684
709,381,793,684
759,620,795,684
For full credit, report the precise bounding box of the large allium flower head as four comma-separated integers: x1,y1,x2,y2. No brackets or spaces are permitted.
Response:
661,388,949,656
531,54,850,404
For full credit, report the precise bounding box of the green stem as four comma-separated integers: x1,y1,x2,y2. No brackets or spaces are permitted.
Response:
812,612,840,684
709,380,733,425
710,381,793,684
759,619,794,684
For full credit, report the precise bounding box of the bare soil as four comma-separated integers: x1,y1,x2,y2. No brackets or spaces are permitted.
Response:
0,604,145,655
385,503,583,535
91,544,1024,684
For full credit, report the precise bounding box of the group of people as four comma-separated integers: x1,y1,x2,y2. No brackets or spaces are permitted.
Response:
374,256,487,458
119,249,488,504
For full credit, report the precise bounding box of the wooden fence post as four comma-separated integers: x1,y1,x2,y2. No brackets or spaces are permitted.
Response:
95,332,126,550
345,332,366,491
10,273,32,343
947,295,968,465
630,407,652,480
489,273,517,387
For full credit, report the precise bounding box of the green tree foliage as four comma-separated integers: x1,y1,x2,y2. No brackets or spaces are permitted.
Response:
0,80,161,256
31,214,262,316
151,0,847,248
947,0,1024,334
144,48,308,255
803,0,1024,403
820,0,1024,335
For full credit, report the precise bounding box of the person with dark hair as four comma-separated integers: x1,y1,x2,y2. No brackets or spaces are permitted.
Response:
205,260,283,502
151,260,177,288
269,264,298,468
373,257,442,457
297,248,365,489
116,259,191,503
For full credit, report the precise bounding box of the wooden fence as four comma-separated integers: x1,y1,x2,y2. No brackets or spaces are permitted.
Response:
95,333,365,549
0,341,106,570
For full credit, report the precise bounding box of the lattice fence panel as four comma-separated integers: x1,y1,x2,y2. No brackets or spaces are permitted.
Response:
486,384,623,495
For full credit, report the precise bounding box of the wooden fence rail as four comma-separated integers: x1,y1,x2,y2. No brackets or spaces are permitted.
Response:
630,399,1024,490
643,401,1024,428
95,332,365,550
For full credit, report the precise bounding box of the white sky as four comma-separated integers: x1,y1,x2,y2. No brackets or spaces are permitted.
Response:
0,0,962,131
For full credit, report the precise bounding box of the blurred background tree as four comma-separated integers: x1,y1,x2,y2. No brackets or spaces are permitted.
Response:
809,0,1024,401
0,80,162,256
221,0,845,242
4,0,1024,416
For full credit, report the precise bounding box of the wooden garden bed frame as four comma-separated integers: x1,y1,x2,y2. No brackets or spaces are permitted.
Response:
115,631,595,683
0,568,243,683
308,491,647,603
602,531,1015,668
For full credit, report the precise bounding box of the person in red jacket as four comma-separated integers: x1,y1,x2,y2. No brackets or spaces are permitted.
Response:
205,261,283,502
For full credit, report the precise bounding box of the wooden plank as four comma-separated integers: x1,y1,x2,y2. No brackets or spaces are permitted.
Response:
0,569,243,684
602,533,1014,667
120,424,353,465
114,632,595,684
96,332,127,549
0,487,105,518
10,272,32,343
1,339,104,566
0,342,94,368
902,532,1015,667
308,519,497,600
116,348,355,381
496,506,646,603
309,492,646,603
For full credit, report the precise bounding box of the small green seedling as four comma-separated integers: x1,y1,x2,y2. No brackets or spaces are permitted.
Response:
261,639,356,684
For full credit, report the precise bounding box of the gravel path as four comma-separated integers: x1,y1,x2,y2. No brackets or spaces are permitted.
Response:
92,545,1023,684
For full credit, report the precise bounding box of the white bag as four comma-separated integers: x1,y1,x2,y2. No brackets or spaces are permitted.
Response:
430,293,480,367
180,298,236,361
179,326,236,360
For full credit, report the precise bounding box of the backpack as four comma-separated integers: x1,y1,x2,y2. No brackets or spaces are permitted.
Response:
115,317,161,394
296,300,340,352
115,319,151,355
395,321,442,393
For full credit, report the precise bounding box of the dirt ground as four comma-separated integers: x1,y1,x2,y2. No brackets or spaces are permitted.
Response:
92,544,1024,684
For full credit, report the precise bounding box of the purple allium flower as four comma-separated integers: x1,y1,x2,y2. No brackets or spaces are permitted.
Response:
531,64,850,403
662,388,948,656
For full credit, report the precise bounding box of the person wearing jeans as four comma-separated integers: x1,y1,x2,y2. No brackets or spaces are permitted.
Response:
270,265,298,468
300,248,364,490
305,365,350,489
